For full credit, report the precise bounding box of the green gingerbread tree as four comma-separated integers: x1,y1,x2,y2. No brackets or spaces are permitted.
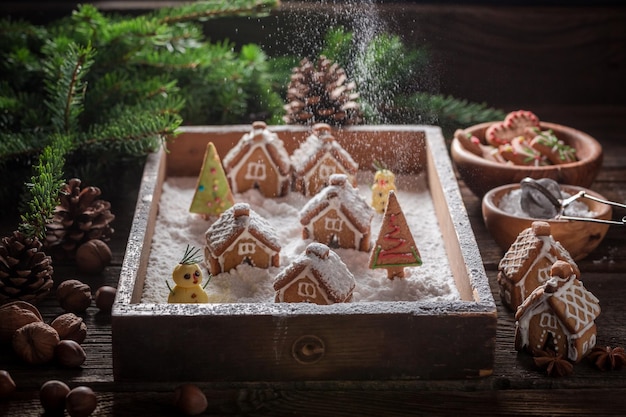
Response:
189,142,234,219
369,190,422,279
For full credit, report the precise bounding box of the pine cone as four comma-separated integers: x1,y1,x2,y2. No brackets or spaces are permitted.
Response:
284,56,362,127
0,231,54,305
44,178,115,259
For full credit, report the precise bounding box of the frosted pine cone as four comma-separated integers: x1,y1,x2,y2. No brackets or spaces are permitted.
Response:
45,178,115,259
284,56,362,127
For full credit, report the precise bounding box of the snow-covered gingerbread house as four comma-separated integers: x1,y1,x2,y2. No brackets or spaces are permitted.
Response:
274,243,355,304
291,123,358,196
222,121,292,198
497,221,579,311
300,174,374,252
204,203,281,275
515,260,600,363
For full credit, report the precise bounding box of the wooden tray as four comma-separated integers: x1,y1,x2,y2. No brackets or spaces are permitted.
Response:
112,125,497,382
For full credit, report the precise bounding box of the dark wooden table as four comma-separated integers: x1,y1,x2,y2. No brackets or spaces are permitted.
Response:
1,109,626,416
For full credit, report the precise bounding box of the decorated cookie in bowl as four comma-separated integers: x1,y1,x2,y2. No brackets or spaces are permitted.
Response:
485,109,540,147
451,110,603,197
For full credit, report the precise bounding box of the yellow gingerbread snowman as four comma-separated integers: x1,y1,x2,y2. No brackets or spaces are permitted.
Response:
371,165,397,214
167,246,210,303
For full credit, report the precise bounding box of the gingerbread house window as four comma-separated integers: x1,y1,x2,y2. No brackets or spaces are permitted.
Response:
245,162,267,181
318,160,336,180
539,312,557,329
238,242,256,256
297,281,317,298
324,217,343,232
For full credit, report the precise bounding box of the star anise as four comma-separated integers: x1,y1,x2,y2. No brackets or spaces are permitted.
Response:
587,346,626,371
533,349,574,377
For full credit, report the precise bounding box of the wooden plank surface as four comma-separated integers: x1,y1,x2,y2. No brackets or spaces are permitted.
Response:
1,2,626,415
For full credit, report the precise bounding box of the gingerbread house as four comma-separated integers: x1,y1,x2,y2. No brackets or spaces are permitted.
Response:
291,123,358,196
222,121,292,198
300,174,374,252
515,260,600,363
273,243,355,304
204,203,281,275
497,221,579,311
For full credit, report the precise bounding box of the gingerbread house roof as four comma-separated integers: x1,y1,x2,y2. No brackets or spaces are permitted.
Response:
498,221,578,283
222,121,292,177
205,202,281,256
515,271,600,335
299,174,373,233
291,126,358,176
273,243,355,303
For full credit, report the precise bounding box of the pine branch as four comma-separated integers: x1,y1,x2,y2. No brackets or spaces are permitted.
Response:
153,0,280,25
18,134,70,240
42,42,95,135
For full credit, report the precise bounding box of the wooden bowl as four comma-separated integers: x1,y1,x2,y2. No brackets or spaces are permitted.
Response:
482,183,612,261
451,121,603,197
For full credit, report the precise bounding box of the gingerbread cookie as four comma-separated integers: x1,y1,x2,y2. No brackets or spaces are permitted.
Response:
515,260,600,363
529,129,577,165
453,129,505,163
273,242,355,305
498,136,547,166
485,110,540,147
204,203,281,275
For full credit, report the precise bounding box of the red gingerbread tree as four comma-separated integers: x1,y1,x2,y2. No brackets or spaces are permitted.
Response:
189,142,234,219
369,190,422,279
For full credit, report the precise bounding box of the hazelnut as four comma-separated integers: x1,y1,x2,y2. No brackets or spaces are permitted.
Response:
75,240,112,274
94,286,116,312
12,321,60,365
50,313,87,344
40,379,70,413
66,385,98,417
55,339,86,368
56,279,92,313
173,383,208,416
0,370,16,398
0,301,43,343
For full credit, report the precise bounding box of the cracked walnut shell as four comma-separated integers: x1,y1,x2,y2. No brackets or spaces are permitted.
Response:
12,321,60,365
50,313,87,344
0,301,43,343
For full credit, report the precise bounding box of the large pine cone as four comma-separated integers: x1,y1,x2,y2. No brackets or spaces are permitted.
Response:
44,178,115,259
284,56,362,127
0,231,54,305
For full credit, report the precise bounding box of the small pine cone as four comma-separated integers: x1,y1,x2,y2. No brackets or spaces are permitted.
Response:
0,231,54,305
284,56,362,127
45,178,115,259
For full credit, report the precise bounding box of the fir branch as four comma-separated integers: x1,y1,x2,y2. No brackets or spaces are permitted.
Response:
41,41,95,135
153,0,280,25
18,134,70,240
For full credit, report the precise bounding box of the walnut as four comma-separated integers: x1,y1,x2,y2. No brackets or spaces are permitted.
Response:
588,345,626,371
55,339,87,368
66,385,98,417
533,349,574,377
0,301,43,343
50,313,87,344
12,321,60,365
0,370,16,398
56,279,92,313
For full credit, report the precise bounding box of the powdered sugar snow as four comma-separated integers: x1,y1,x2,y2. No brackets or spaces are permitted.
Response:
141,172,459,304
